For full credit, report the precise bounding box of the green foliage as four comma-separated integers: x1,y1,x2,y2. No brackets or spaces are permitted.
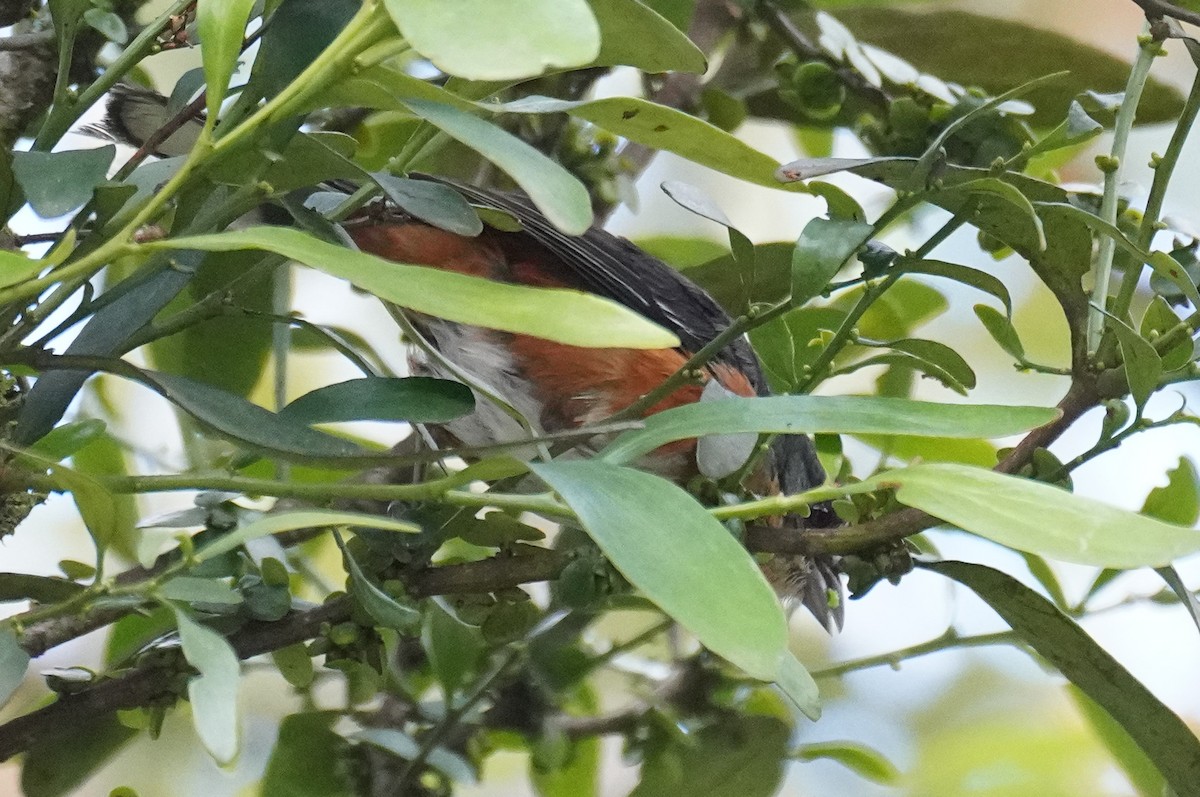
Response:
1,1,1199,795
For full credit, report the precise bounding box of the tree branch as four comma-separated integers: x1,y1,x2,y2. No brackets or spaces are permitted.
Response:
0,597,351,761
1129,0,1200,28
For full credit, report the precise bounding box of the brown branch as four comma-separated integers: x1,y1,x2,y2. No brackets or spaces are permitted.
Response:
0,597,351,762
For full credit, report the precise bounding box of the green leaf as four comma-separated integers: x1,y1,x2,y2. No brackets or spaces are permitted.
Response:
793,218,873,306
0,248,48,291
21,447,118,552
1147,250,1200,313
82,7,127,42
146,227,678,348
898,259,1012,315
159,577,243,606
197,509,417,563
0,628,29,708
859,338,977,392
494,96,788,190
1140,296,1191,371
1142,457,1200,527
386,98,589,207
138,370,369,461
27,419,106,461
1019,552,1069,611
589,0,705,73
423,599,486,695
172,605,241,765
280,377,474,425
11,147,116,218
600,396,1058,465
631,714,791,797
852,433,997,467
774,651,820,720
20,715,137,797
832,279,948,340
271,644,315,689
371,174,483,236
794,740,901,785
197,0,257,121
532,732,599,797
682,242,793,316
384,0,599,80
1154,565,1200,637
261,712,353,797
880,463,1200,568
532,462,817,716
1096,308,1161,408
750,306,846,392
0,573,85,603
252,0,359,98
949,178,1045,251
1070,687,1167,797
71,429,139,560
817,8,1183,126
333,532,421,632
923,560,1200,796
145,250,275,401
974,303,1026,359
354,728,476,783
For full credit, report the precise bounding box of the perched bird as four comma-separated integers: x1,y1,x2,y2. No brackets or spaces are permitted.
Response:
88,86,845,629
343,179,845,630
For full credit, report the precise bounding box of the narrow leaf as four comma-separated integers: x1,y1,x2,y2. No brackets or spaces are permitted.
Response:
600,396,1058,465
280,377,474,425
881,463,1200,568
401,99,592,234
333,532,421,631
923,560,1200,797
196,509,417,563
589,0,705,73
146,227,678,348
496,96,788,189
198,0,257,121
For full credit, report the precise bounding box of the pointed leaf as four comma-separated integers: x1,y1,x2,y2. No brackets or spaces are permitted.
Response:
281,377,474,425
496,96,787,189
371,174,483,236
196,509,417,563
334,532,421,632
881,463,1200,568
589,0,705,73
923,560,1200,797
198,0,257,121
974,304,1026,359
792,218,874,306
531,462,799,695
600,397,1058,465
145,227,677,348
172,606,241,765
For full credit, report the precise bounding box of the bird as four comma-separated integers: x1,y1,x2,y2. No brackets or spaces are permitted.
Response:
342,178,845,630
87,85,846,630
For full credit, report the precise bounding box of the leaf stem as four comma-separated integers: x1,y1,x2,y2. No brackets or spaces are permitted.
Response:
1086,30,1162,354
1112,63,1200,322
